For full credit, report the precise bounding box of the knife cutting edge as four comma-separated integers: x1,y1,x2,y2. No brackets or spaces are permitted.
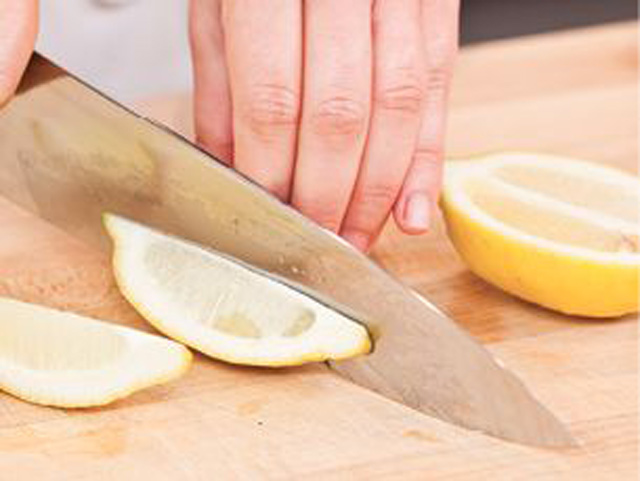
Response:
0,53,575,447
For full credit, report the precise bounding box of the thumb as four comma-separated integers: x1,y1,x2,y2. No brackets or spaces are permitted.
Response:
0,0,38,107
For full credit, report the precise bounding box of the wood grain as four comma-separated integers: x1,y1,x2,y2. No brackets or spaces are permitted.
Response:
1,23,637,479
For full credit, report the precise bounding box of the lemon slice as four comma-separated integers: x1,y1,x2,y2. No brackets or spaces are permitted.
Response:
104,214,371,366
0,298,191,408
442,152,639,317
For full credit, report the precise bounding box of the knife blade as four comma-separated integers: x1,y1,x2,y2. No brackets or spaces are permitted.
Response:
0,53,575,447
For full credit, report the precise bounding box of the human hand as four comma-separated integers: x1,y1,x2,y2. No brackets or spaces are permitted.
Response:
0,0,38,107
190,0,459,251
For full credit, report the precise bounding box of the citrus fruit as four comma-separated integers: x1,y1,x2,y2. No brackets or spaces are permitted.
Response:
441,152,639,317
0,297,191,407
104,214,371,366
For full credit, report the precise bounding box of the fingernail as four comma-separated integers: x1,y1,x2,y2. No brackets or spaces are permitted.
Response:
404,193,431,232
342,230,371,253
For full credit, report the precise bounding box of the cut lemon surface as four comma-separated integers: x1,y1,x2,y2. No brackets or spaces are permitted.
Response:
442,152,639,317
0,298,191,408
104,214,371,367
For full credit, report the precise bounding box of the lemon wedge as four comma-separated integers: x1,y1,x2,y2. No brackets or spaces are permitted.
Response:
0,297,191,408
104,214,371,366
442,153,639,317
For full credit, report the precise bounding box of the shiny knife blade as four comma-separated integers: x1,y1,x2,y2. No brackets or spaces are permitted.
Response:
0,53,574,447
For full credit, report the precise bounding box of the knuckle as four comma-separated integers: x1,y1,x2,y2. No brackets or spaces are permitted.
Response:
424,43,457,97
421,66,452,113
376,84,424,114
425,66,451,95
376,75,424,114
311,96,368,138
425,34,457,93
245,84,300,137
412,147,443,168
357,183,399,208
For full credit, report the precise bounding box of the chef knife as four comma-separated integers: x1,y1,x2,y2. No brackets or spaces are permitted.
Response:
0,53,574,447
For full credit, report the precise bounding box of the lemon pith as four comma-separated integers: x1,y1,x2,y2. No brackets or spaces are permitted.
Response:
104,214,371,366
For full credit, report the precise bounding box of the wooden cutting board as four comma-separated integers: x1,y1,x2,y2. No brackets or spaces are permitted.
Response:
0,23,637,480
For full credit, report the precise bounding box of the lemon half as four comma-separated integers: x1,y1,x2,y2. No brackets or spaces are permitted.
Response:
442,153,639,317
0,298,191,407
104,214,371,366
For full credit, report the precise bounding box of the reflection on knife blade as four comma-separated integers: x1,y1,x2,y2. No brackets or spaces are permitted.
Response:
0,53,575,447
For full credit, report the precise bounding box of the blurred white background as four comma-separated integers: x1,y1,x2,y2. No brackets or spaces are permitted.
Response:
37,0,192,103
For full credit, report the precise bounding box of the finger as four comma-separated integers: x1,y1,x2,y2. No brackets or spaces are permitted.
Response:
291,0,372,232
340,0,425,251
0,0,38,107
222,0,302,201
190,0,234,164
394,0,460,234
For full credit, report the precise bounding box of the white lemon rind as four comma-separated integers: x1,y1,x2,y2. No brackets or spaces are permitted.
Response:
104,214,371,367
0,298,192,408
444,153,639,265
